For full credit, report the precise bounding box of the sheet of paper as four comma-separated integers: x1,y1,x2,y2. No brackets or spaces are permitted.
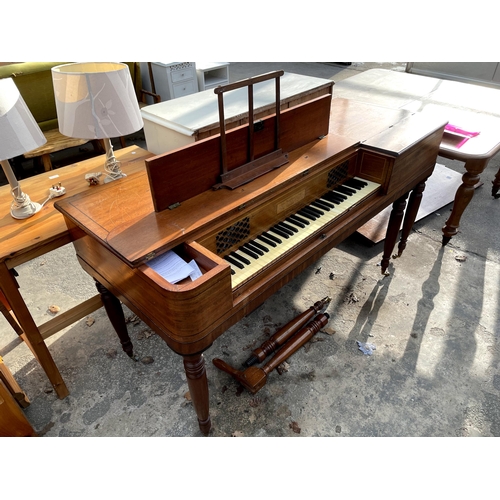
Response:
188,259,203,280
147,250,197,284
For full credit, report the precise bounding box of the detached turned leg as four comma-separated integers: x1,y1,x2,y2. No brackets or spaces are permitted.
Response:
94,281,135,359
381,192,409,275
442,159,484,245
183,354,211,436
396,180,427,258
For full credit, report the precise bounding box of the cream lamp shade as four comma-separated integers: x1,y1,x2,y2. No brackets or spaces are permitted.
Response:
0,78,46,161
51,62,143,139
0,77,46,219
51,62,143,182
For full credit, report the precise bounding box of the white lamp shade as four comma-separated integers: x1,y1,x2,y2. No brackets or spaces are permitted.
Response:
0,78,46,161
52,62,143,140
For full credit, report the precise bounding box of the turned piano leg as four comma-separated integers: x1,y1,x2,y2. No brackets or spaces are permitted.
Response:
95,280,135,359
183,354,211,436
381,192,409,275
395,180,427,258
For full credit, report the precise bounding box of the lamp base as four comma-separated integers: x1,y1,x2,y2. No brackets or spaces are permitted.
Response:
103,138,127,183
11,197,42,219
104,172,127,183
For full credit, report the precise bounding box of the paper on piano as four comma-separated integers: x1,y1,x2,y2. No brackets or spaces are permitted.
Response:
147,250,202,283
188,259,203,280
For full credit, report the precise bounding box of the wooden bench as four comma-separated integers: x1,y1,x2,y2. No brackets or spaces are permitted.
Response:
23,129,104,171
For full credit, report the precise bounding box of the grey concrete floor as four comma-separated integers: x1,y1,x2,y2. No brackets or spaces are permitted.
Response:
2,64,500,448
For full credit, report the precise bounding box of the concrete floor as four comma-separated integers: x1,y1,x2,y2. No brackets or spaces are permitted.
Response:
2,63,500,445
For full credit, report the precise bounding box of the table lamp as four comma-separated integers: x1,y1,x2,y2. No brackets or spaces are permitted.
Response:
0,78,47,219
51,62,143,183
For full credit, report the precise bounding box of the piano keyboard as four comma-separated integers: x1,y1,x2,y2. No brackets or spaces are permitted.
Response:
222,177,380,288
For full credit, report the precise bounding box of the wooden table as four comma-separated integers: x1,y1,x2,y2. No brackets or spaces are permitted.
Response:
0,146,153,398
334,69,500,244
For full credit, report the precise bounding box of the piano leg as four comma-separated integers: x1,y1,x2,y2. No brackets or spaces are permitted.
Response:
381,192,409,275
395,180,427,258
183,354,211,436
95,280,135,360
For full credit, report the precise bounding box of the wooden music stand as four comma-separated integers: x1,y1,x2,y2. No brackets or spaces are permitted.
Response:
213,70,289,190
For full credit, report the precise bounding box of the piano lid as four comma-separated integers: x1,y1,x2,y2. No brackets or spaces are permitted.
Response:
362,111,448,156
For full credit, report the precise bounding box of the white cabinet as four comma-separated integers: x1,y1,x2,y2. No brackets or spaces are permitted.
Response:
150,62,198,101
196,62,230,91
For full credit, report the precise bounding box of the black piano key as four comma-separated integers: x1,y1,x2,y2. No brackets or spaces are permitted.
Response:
269,226,290,239
286,216,305,229
280,221,299,233
224,255,244,269
261,232,281,245
289,214,309,226
244,242,264,256
257,233,278,247
231,251,251,266
249,239,269,253
239,245,259,259
324,192,346,203
231,269,235,275
331,189,348,199
335,185,356,196
317,197,336,209
304,205,324,217
331,187,348,196
312,200,331,211
276,222,297,235
298,209,317,221
344,178,367,189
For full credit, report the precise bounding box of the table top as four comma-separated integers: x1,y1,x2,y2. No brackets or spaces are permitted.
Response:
334,68,500,161
0,146,153,266
140,72,334,137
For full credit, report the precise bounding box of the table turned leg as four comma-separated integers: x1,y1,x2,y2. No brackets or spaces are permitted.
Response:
492,168,500,198
396,180,427,258
94,281,135,359
381,192,409,275
183,354,211,436
442,159,484,245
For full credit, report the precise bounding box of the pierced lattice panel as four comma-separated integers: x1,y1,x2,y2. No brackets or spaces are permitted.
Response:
327,160,350,188
215,217,251,254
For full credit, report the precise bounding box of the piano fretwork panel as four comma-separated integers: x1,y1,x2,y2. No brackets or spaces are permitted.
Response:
196,154,382,290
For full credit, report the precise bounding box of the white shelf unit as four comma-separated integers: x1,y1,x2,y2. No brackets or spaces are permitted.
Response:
196,62,230,91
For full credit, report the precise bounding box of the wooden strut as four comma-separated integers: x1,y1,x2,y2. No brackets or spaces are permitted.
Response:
213,313,330,394
243,296,331,367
